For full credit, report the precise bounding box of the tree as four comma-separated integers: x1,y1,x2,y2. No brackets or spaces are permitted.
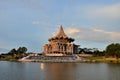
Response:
17,47,27,54
7,47,27,59
8,48,17,57
105,43,120,58
17,47,27,58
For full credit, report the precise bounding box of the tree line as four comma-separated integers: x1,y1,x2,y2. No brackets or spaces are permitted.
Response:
8,47,27,59
0,47,27,60
79,43,120,58
1,43,120,60
105,43,120,58
92,43,120,58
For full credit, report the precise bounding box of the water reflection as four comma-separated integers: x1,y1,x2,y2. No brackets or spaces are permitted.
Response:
39,63,120,80
41,63,75,80
1,62,120,80
107,63,120,80
40,63,45,70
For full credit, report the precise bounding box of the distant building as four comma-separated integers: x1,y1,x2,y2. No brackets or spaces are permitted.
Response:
79,48,99,54
43,25,79,56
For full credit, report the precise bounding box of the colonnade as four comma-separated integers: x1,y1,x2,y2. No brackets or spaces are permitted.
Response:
44,43,75,54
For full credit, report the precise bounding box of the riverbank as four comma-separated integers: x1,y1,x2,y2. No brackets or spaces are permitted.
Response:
84,57,120,63
0,58,18,62
1,56,120,63
17,56,120,63
18,55,82,62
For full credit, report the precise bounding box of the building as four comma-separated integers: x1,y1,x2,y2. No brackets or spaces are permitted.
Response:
43,25,79,56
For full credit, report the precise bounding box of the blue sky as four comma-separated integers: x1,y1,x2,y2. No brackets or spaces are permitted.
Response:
0,0,120,53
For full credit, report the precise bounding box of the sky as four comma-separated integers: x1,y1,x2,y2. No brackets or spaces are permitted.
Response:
0,0,120,53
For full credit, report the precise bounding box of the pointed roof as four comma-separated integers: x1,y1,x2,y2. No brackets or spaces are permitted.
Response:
48,25,74,42
55,25,67,38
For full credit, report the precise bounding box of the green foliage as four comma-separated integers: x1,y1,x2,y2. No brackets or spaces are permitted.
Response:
105,43,120,58
8,48,17,57
93,50,105,57
17,47,27,53
8,47,27,59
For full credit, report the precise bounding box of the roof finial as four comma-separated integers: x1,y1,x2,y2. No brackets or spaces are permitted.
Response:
55,25,67,38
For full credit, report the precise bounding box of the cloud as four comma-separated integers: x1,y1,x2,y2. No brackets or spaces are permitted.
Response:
65,28,80,35
65,27,120,43
88,3,120,19
52,32,56,37
93,29,105,32
32,21,52,26
93,29,120,41
93,29,120,37
32,21,60,28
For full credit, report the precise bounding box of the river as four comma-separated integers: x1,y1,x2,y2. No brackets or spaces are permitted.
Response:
0,61,120,80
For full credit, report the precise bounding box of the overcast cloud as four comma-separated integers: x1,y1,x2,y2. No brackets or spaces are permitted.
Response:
0,0,120,52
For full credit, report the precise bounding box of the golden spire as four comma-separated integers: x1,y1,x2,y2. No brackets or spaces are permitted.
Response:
55,25,67,38
48,25,74,42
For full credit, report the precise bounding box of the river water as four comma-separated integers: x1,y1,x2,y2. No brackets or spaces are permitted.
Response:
0,61,120,80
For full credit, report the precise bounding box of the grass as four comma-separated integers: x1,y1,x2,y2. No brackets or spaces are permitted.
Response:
84,56,120,63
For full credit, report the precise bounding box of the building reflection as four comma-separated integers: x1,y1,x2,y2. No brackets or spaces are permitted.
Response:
40,63,76,80
40,63,44,70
